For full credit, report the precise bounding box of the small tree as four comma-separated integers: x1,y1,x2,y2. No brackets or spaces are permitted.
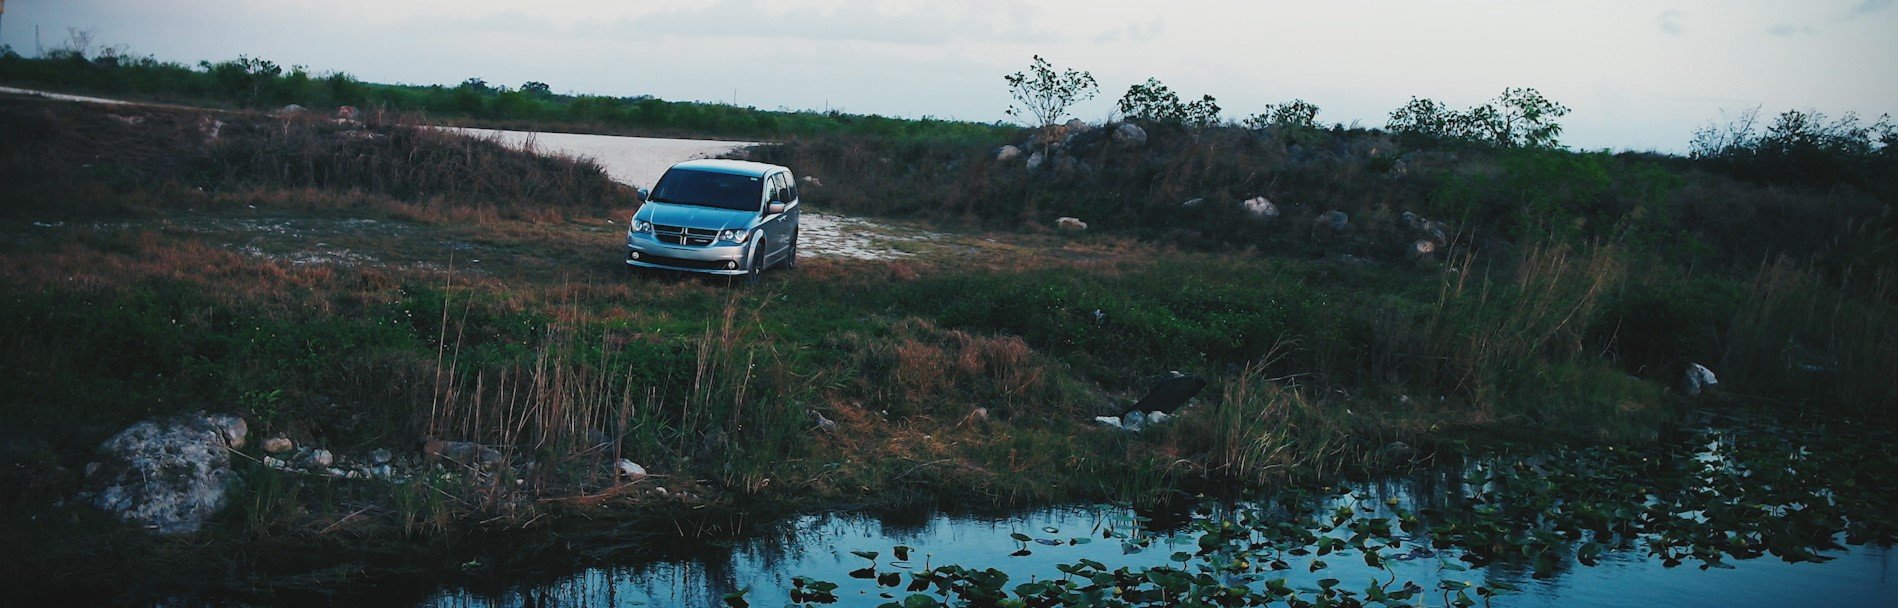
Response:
1004,55,1098,151
1463,87,1569,148
1117,77,1221,127
1243,99,1321,130
1385,89,1569,148
1386,96,1457,139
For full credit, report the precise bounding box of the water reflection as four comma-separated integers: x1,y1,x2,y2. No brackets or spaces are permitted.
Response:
426,423,1896,608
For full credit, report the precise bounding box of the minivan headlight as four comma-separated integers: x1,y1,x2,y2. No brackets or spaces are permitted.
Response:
632,220,652,234
719,229,749,243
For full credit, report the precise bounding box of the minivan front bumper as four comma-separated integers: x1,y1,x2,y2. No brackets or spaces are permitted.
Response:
626,234,752,276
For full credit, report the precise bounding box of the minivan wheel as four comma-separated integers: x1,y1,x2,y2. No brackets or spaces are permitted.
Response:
783,229,799,269
744,239,768,285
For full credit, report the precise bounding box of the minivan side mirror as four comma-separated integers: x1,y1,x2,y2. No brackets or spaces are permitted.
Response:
766,202,787,215
636,187,651,202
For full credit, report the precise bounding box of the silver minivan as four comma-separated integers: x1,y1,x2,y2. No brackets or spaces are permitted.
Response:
626,159,801,280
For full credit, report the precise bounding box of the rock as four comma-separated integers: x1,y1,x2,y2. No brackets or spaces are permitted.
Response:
1401,211,1448,245
279,104,306,114
1315,210,1351,233
1092,309,1106,326
1064,118,1094,133
369,448,393,465
369,464,394,479
969,407,990,421
1112,123,1148,147
335,106,360,121
1241,197,1279,219
616,459,648,480
204,414,248,449
1054,154,1079,173
1132,371,1209,414
324,467,347,477
304,449,335,469
814,411,838,433
197,116,224,144
1026,151,1046,171
1123,410,1149,432
1409,240,1437,258
423,439,504,468
263,436,294,454
800,175,824,187
1683,363,1719,397
996,145,1022,162
1055,217,1089,232
1147,411,1172,426
264,456,287,469
1094,416,1124,429
1181,197,1206,209
82,413,246,535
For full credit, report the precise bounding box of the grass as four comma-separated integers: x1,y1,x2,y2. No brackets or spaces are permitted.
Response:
0,49,1014,144
1,89,1894,600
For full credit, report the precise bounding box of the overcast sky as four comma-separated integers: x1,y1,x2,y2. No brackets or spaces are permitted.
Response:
4,0,1894,151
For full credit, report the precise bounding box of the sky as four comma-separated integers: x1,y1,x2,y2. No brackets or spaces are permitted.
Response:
2,0,1894,152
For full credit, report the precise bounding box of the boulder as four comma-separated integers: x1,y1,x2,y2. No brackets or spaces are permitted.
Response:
616,459,648,480
262,436,294,454
1122,410,1149,431
1026,151,1046,171
1132,371,1208,414
1112,123,1148,147
1408,240,1437,258
335,105,360,121
1093,415,1124,429
1683,363,1719,397
1064,118,1094,133
1055,217,1088,232
800,175,824,187
423,439,504,468
996,145,1022,162
1401,211,1448,245
279,104,306,114
1314,210,1351,234
82,413,248,535
1181,197,1206,209
1241,197,1279,219
302,448,335,469
369,448,393,465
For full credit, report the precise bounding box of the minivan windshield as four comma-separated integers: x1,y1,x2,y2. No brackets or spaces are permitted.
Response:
648,169,764,212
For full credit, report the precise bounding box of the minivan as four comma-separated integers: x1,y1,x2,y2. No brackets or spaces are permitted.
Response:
625,159,801,280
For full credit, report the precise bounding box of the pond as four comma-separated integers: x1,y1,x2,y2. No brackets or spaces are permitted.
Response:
423,414,1896,607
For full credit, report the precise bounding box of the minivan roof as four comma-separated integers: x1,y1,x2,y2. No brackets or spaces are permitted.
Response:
667,159,784,178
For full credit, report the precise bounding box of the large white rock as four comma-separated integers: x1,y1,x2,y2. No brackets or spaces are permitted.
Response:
1112,123,1148,147
996,145,1022,162
1055,217,1089,232
83,413,247,535
1683,363,1719,397
1241,197,1279,219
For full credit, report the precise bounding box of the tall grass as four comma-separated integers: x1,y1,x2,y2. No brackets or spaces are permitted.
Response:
1723,260,1897,419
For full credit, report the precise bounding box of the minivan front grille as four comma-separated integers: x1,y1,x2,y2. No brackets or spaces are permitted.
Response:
653,224,720,247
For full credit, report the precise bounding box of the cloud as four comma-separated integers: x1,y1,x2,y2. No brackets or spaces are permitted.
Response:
1656,10,1686,35
1766,24,1818,36
1842,0,1895,20
589,0,1058,46
1092,18,1164,44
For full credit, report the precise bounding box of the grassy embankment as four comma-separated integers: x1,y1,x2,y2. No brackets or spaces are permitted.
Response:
0,49,1011,143
0,52,1894,599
